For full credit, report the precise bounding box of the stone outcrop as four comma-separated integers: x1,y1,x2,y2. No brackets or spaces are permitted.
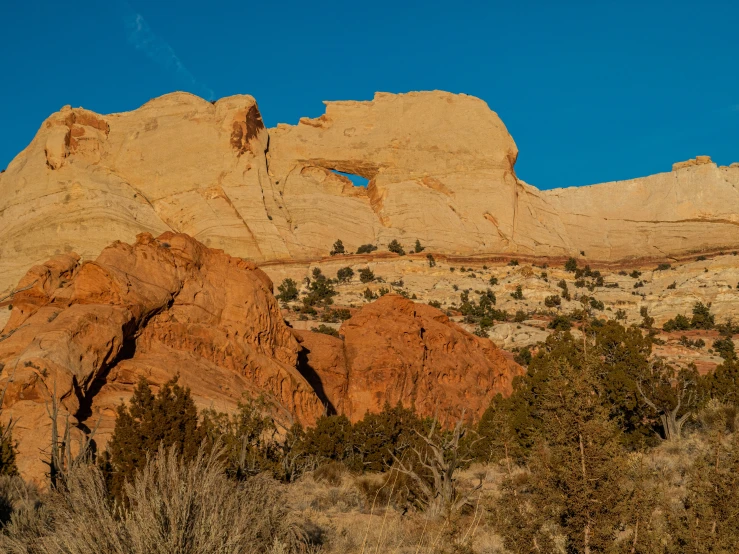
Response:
0,233,523,480
672,156,714,171
0,232,324,479
299,295,522,423
1,90,738,308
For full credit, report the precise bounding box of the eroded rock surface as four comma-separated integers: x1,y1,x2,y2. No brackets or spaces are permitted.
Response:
1,90,738,309
0,232,324,480
299,295,522,423
0,233,524,481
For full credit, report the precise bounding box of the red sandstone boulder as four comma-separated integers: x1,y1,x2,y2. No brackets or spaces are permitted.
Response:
0,232,324,480
299,295,522,423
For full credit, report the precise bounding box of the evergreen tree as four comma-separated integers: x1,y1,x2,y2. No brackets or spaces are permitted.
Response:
388,239,405,256
329,239,345,256
667,427,739,551
102,377,203,501
495,360,629,553
0,421,17,477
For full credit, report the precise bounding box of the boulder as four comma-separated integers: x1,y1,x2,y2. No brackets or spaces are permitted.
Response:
338,295,521,422
0,232,324,481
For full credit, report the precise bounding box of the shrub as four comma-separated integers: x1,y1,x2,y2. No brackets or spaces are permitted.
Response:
564,257,578,272
276,278,299,303
663,314,691,332
356,243,377,254
508,259,519,267
510,285,524,300
640,306,654,329
489,276,498,286
589,297,605,311
426,254,436,267
321,308,351,322
428,300,441,309
548,315,572,331
514,310,527,322
414,239,424,253
691,302,715,329
667,281,677,289
336,267,354,282
363,288,377,301
629,270,642,279
473,326,489,338
514,347,532,366
713,337,737,362
0,422,17,478
656,263,671,271
388,239,405,256
311,324,340,338
0,447,311,553
101,377,204,504
329,239,345,256
358,267,375,283
615,309,627,320
544,295,561,308
303,269,336,307
200,398,277,480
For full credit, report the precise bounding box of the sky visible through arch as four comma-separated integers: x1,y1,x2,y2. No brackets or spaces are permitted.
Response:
1,0,737,190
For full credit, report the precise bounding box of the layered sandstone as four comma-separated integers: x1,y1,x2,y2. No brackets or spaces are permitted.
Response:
1,90,738,307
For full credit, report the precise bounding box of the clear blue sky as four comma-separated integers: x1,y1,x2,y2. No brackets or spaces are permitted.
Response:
1,0,737,189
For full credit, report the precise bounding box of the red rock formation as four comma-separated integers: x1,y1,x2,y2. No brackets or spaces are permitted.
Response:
0,232,324,480
297,295,522,423
0,233,522,481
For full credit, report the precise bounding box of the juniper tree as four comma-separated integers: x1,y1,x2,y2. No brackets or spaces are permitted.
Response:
102,377,203,502
494,360,629,553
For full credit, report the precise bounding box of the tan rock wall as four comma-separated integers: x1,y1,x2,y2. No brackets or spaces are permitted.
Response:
1,89,737,304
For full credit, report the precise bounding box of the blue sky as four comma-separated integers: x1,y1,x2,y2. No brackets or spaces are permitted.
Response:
1,0,737,189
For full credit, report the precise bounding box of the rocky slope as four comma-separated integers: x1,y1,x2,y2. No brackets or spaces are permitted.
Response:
0,233,519,480
1,90,737,305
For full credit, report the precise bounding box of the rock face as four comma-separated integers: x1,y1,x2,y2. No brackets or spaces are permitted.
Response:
0,232,324,480
0,233,522,480
300,295,522,423
1,90,738,305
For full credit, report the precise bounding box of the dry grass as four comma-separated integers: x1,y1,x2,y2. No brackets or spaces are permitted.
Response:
0,446,313,554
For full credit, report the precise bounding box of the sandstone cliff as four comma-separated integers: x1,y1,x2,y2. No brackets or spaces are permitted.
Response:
1,90,737,305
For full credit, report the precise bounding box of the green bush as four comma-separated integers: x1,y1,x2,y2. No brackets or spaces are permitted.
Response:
311,324,341,338
102,377,204,503
356,243,377,254
388,239,405,256
359,267,375,283
276,278,299,303
691,302,715,329
336,266,354,282
663,313,691,332
329,239,345,256
564,257,578,272
414,239,424,253
548,315,572,331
